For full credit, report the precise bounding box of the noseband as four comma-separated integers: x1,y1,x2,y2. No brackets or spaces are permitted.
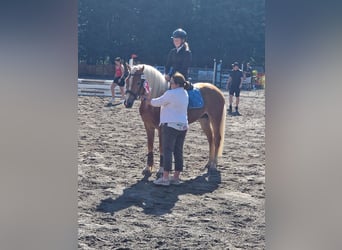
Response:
126,72,145,100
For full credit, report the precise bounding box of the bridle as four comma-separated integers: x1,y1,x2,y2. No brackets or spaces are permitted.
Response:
125,72,145,100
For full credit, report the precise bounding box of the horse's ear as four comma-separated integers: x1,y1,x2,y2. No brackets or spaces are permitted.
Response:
126,63,131,72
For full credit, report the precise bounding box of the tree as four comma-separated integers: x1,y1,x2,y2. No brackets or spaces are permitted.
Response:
78,0,265,68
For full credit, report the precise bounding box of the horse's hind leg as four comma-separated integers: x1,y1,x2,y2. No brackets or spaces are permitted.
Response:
210,117,222,168
199,117,215,169
208,103,226,170
142,124,155,176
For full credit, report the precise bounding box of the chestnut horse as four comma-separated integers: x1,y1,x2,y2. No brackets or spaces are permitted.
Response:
124,64,226,176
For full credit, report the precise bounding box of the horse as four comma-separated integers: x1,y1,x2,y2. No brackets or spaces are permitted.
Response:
124,64,226,176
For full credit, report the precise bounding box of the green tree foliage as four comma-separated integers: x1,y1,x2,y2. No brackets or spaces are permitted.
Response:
78,0,264,67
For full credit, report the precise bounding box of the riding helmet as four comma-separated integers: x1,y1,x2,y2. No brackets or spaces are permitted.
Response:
171,28,187,40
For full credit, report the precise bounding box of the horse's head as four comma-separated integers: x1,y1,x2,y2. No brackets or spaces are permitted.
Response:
124,64,145,108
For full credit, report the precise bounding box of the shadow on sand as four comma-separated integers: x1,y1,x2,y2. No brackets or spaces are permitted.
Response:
96,169,221,216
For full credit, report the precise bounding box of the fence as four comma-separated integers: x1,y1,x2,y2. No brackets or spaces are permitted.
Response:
78,63,265,96
78,79,122,97
78,64,223,83
79,64,114,79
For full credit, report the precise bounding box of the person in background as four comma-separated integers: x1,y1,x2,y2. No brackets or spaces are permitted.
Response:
144,72,189,186
244,62,253,90
227,62,244,116
165,28,192,84
107,57,125,106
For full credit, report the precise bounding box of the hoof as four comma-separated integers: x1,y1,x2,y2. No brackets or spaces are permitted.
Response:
207,166,218,175
203,163,210,171
142,166,153,177
156,167,164,178
208,167,220,184
203,161,219,176
204,162,217,174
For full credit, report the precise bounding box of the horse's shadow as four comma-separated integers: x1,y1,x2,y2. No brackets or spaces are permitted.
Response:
96,169,221,216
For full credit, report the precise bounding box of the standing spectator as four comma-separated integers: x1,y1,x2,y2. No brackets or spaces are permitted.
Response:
165,28,192,82
107,57,125,106
244,62,253,90
144,72,189,186
227,62,244,116
245,62,253,77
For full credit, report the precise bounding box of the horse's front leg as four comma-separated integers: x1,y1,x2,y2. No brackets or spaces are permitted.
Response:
142,124,155,176
142,123,154,176
156,126,163,178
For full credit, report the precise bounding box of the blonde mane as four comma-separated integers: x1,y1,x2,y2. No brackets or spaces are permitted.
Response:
132,64,168,98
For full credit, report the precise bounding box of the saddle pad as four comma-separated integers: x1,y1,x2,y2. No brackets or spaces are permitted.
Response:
188,87,204,109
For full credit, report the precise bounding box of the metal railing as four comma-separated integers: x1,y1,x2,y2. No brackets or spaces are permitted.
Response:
78,64,265,90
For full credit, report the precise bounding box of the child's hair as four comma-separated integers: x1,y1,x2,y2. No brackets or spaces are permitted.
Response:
115,57,121,62
184,42,190,51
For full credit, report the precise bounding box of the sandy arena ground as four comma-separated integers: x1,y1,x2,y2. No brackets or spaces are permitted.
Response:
78,89,265,249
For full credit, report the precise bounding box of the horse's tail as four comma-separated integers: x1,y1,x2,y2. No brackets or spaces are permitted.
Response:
217,103,226,157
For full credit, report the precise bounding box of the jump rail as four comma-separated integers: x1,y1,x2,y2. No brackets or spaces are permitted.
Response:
78,79,122,97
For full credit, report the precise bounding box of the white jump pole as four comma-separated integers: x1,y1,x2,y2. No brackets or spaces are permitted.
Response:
212,58,216,84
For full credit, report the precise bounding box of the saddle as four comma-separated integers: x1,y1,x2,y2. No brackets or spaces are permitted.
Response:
187,86,204,109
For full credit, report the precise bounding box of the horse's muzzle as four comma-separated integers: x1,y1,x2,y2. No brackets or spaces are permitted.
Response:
124,91,137,108
124,98,134,108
